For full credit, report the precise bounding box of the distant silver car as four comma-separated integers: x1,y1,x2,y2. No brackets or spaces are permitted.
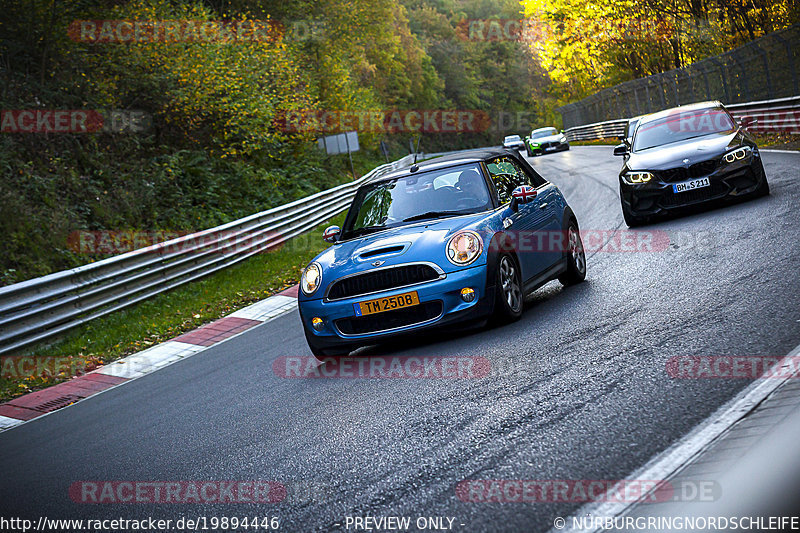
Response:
502,134,525,150
524,127,569,156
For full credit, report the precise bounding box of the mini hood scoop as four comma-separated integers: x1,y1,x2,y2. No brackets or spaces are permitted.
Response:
358,244,407,260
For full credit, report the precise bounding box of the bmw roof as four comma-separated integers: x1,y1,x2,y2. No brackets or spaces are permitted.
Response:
639,101,725,125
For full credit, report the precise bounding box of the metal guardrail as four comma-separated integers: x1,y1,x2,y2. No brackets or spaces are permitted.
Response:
564,95,800,142
0,151,462,356
564,119,627,142
727,95,800,134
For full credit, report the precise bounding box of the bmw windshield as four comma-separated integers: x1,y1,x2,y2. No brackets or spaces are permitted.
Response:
531,128,558,139
633,107,736,151
341,163,492,240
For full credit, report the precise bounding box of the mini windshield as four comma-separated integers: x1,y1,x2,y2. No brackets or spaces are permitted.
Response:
531,128,558,139
341,163,492,240
504,135,521,142
633,108,735,151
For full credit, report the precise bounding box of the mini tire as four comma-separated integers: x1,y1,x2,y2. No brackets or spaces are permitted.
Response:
558,222,587,286
493,253,523,323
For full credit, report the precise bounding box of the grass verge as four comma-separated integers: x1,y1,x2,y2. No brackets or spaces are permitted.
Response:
0,213,345,402
570,133,799,150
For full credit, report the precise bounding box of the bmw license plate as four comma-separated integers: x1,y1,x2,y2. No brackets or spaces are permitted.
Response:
354,291,420,317
673,177,710,193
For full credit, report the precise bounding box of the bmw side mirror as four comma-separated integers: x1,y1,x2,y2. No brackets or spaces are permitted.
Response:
739,117,757,129
323,225,340,243
613,143,628,156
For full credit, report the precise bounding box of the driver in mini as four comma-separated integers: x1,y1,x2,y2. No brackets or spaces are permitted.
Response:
455,169,488,206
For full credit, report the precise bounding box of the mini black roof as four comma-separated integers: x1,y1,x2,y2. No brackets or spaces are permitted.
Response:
371,147,515,184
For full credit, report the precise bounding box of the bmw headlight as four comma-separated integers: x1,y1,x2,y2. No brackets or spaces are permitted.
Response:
446,231,483,266
560,136,567,143
622,171,654,185
301,262,322,295
723,146,752,164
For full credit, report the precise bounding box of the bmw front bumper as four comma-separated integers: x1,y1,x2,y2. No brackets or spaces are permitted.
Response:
621,155,766,217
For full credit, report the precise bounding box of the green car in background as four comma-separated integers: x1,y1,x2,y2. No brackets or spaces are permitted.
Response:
524,127,570,157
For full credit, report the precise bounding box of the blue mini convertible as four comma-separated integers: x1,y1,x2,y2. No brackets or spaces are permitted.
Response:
298,148,586,358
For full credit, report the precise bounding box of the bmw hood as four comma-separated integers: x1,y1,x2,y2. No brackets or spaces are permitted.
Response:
627,130,746,171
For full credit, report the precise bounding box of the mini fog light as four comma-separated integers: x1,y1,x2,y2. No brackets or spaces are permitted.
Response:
311,317,324,331
460,287,476,302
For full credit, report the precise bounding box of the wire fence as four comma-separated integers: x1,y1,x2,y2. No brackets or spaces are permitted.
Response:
557,24,800,129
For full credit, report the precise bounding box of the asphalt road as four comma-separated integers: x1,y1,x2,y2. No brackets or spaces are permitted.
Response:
2,147,799,532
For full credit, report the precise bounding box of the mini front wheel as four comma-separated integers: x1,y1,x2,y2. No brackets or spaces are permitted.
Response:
493,253,523,322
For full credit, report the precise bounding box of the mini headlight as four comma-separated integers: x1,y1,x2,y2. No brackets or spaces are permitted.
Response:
723,146,751,163
447,231,483,266
301,262,322,295
622,171,654,185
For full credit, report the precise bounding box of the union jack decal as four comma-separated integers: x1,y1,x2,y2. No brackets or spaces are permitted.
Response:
511,185,537,203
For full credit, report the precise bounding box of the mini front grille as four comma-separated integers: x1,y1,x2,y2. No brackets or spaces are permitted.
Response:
326,264,442,300
335,301,443,335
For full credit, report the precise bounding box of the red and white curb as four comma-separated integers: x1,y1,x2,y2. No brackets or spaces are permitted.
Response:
0,285,299,432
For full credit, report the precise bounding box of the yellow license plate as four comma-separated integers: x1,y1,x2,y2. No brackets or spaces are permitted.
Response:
354,291,420,317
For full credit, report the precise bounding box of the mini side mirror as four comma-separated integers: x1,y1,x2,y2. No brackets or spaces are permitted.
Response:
613,143,628,156
323,225,340,243
510,185,537,212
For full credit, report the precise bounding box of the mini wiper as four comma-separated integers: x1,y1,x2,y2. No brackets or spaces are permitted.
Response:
401,210,464,223
348,226,388,238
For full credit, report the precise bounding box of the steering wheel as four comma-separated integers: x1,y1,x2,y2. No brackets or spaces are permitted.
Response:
455,197,480,210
